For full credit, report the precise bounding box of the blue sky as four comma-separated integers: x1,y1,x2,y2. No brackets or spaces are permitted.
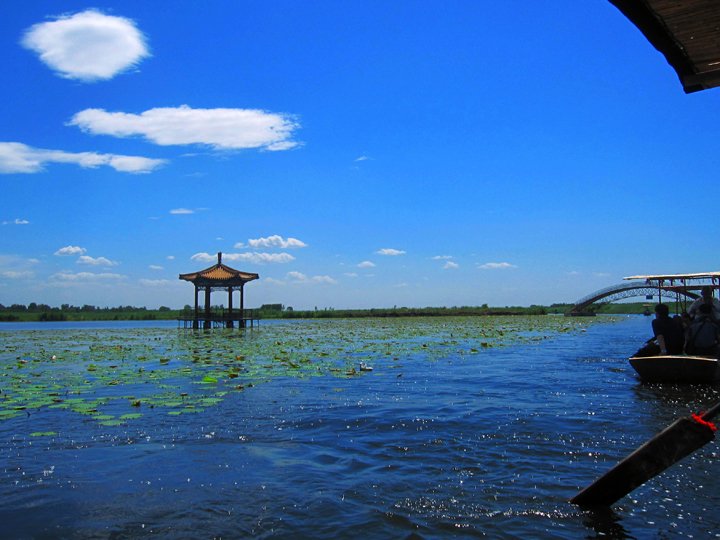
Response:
2,1,720,310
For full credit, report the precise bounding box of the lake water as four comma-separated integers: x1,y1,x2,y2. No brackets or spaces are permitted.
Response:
1,315,719,539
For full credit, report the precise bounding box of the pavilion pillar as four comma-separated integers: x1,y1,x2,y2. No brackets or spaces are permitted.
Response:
193,285,199,329
204,286,211,329
240,284,245,328
227,286,234,328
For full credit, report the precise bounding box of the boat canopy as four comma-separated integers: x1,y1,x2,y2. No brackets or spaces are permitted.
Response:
623,272,720,282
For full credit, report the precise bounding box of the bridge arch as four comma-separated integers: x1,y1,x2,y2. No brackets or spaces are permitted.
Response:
567,281,699,315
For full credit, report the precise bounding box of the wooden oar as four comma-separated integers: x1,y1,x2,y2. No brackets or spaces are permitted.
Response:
570,400,720,506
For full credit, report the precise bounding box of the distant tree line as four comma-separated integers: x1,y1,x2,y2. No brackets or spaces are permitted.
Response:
0,303,175,322
0,300,652,322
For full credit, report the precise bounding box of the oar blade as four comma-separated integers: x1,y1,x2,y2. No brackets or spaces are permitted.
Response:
571,416,715,506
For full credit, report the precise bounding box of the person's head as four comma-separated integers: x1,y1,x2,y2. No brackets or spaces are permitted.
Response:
702,286,713,300
699,303,713,316
655,303,669,318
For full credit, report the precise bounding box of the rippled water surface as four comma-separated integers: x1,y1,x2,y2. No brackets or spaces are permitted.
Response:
2,315,720,539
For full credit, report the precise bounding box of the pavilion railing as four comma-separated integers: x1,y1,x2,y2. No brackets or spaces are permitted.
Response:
177,308,260,328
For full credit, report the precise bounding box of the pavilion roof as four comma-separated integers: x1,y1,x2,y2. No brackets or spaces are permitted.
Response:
179,253,259,286
610,0,720,93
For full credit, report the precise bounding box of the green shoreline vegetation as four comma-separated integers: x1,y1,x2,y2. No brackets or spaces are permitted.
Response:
0,301,662,322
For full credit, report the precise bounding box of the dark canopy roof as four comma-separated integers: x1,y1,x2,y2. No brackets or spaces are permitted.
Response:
610,0,720,93
179,252,259,288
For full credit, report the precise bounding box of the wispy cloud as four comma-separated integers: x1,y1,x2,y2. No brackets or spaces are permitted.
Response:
357,260,376,268
77,255,118,267
139,278,175,286
354,155,371,162
478,262,517,270
149,265,164,271
0,142,165,174
0,255,38,280
287,271,337,285
51,271,126,282
191,252,295,264
69,105,301,151
54,245,86,256
377,248,405,256
21,9,149,82
443,261,459,270
0,270,34,279
245,235,308,249
433,255,453,260
2,218,30,225
169,208,195,215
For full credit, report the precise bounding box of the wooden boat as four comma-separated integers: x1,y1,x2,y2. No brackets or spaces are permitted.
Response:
624,272,720,384
629,354,720,383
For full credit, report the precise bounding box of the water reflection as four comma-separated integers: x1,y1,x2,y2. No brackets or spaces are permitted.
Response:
581,507,632,539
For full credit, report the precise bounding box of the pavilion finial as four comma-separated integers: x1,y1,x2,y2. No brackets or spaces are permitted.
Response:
218,252,222,264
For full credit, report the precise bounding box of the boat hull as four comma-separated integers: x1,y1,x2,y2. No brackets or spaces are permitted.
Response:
629,355,720,383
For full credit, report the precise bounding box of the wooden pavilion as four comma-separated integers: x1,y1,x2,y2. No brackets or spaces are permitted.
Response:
178,252,259,329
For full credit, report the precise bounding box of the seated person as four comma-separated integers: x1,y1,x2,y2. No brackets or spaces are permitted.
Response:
652,303,684,354
636,303,684,356
687,286,720,321
685,303,720,356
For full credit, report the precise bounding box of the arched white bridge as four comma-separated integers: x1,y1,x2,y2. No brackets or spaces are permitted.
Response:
567,281,700,316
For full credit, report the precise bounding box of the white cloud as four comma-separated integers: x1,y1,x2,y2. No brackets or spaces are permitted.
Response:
55,245,86,256
0,142,165,174
51,271,126,281
77,255,118,266
166,255,175,260
358,261,376,268
139,278,174,286
170,208,194,215
191,252,295,264
149,265,163,271
287,271,337,285
312,275,338,284
264,277,286,286
0,256,38,280
377,248,406,256
21,9,150,82
433,255,453,260
0,270,34,279
2,218,30,225
69,105,300,151
344,272,358,278
246,235,307,249
355,155,371,162
478,262,517,270
443,261,459,270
